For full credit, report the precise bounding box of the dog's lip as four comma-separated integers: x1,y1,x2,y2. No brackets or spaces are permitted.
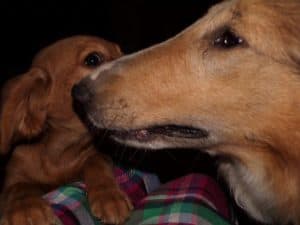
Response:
109,125,209,142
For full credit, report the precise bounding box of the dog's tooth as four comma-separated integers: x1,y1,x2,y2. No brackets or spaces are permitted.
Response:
135,129,149,141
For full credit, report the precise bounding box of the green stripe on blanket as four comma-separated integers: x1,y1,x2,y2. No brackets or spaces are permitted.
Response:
126,202,231,225
43,169,234,225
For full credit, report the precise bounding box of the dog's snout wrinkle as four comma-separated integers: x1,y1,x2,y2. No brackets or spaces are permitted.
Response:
90,61,116,81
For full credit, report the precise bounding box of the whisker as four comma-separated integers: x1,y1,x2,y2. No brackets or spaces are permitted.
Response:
117,144,128,165
99,114,119,144
97,128,109,145
165,149,178,162
129,148,139,161
132,148,147,168
96,106,127,111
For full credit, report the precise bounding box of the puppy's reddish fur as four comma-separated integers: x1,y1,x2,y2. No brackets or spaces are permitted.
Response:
76,1,300,224
0,36,132,225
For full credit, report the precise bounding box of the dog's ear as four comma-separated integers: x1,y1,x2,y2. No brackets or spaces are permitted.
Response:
277,1,300,70
114,44,123,56
287,23,300,70
0,67,51,154
290,50,300,71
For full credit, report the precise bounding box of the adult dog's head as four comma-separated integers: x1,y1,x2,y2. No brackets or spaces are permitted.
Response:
73,1,300,224
0,36,122,153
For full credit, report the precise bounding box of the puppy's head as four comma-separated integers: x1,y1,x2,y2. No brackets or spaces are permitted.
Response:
0,36,122,153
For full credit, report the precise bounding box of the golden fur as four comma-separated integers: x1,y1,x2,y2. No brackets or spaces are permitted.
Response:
74,1,300,224
0,36,132,225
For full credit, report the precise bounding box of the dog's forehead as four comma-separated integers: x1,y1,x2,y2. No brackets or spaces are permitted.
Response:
178,0,240,39
192,0,295,34
236,0,300,20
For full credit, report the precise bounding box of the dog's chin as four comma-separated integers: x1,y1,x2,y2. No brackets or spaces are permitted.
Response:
108,125,211,150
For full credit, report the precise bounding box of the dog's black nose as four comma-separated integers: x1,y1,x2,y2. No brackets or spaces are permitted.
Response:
72,83,93,105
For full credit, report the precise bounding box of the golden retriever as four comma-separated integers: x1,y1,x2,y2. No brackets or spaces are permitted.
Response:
0,36,132,225
72,0,300,224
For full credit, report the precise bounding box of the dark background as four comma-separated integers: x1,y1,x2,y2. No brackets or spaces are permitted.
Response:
0,0,222,83
0,1,261,224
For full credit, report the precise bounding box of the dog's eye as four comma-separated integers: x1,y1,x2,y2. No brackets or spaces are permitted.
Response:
214,29,244,48
84,52,105,67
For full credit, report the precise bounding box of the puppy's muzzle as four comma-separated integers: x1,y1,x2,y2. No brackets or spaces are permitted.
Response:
72,83,92,104
72,79,94,118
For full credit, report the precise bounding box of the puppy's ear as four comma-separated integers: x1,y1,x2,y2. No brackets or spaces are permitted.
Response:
114,44,123,56
110,44,123,59
0,67,51,154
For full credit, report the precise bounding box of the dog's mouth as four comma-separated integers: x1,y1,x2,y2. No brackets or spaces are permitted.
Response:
109,125,209,143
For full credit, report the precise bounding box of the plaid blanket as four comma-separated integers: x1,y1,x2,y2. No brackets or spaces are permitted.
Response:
43,168,234,225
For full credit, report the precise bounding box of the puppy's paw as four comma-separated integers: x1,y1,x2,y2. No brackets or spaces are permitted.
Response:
88,188,133,224
0,197,58,225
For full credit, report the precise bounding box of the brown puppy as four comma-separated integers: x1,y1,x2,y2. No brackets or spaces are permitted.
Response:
0,36,132,225
73,1,300,224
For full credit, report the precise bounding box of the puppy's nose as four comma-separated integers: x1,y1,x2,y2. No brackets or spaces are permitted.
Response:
72,83,93,105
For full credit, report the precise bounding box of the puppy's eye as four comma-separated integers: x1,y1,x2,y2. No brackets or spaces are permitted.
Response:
214,29,244,48
84,52,105,67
